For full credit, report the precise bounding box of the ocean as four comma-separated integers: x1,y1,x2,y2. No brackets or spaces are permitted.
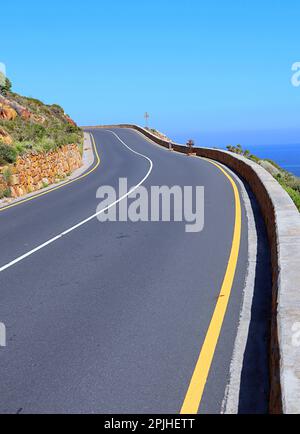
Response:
218,143,300,177
171,133,300,177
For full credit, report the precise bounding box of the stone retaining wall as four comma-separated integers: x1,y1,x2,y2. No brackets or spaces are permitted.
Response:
0,144,82,198
85,124,300,414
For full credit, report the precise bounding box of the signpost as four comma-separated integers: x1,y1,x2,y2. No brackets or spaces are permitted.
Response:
187,139,195,155
144,112,149,128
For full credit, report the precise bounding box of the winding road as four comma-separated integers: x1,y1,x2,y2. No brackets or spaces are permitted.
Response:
0,127,269,413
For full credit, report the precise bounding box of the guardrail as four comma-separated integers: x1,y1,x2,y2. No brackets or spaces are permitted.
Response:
83,124,300,414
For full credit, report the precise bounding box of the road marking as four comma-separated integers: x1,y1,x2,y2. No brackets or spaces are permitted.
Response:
220,162,257,413
0,133,100,213
0,131,153,273
180,158,242,414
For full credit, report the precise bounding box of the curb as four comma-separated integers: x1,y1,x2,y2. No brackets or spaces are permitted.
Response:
85,124,300,414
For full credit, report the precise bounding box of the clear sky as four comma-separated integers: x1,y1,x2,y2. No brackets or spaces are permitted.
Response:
1,0,299,146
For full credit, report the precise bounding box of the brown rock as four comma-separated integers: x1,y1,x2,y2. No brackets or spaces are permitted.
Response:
0,95,34,122
0,104,17,121
17,186,25,196
20,108,31,120
65,115,77,126
10,175,19,186
1,143,82,199
31,113,46,124
0,127,13,145
10,186,17,198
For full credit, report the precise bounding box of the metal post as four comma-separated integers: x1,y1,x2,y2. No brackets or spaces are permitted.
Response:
144,112,149,129
187,139,195,155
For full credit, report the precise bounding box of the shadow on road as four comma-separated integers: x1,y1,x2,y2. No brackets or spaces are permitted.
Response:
238,184,272,414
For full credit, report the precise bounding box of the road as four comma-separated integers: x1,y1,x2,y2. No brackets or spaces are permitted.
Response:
0,127,257,413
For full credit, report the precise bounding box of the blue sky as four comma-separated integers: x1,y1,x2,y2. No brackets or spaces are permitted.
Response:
1,0,299,146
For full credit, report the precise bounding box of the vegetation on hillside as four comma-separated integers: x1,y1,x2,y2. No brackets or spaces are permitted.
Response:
226,144,300,212
0,75,12,95
145,127,171,142
0,78,83,165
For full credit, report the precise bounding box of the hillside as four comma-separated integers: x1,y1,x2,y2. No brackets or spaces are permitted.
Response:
226,144,300,211
145,127,172,142
0,77,83,165
0,77,83,199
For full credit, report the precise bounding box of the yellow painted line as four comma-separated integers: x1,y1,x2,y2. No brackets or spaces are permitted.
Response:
0,133,100,213
180,158,242,414
113,130,242,412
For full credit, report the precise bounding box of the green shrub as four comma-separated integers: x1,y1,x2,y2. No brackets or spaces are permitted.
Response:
0,117,45,142
65,124,79,133
221,141,300,212
286,176,300,193
0,187,11,199
14,141,31,154
24,97,44,106
282,186,300,211
39,137,56,153
249,154,260,163
0,76,12,95
275,176,300,212
50,104,64,113
0,87,83,162
2,167,12,184
0,143,17,165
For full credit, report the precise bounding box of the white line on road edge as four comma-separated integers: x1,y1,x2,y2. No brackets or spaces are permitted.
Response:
0,130,153,273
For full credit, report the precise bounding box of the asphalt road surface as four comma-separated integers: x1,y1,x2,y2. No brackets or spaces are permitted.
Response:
0,127,267,414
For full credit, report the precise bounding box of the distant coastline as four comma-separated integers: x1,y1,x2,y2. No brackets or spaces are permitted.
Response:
220,143,300,178
170,131,300,210
173,135,300,177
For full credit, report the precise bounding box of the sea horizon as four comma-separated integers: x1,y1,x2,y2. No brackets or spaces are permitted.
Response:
171,133,300,177
219,143,300,177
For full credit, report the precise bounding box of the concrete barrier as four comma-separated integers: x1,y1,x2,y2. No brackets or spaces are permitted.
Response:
83,124,300,414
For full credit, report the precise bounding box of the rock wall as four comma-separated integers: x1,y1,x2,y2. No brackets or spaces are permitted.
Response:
0,144,82,198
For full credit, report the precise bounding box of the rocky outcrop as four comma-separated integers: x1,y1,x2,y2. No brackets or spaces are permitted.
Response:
30,113,46,124
0,144,82,198
0,94,31,118
259,160,281,177
64,115,77,126
0,94,45,123
0,103,17,120
0,87,83,200
0,127,13,145
0,91,78,128
0,94,24,117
